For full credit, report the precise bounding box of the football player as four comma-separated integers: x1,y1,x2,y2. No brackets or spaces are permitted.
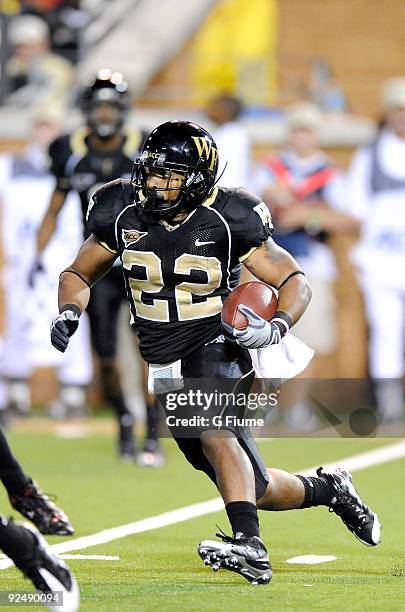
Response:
50,121,381,585
0,431,77,605
0,516,79,610
31,69,162,463
0,428,73,536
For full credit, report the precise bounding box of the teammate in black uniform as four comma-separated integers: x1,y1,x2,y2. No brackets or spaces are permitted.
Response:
0,516,79,609
32,69,161,463
0,432,78,604
50,121,381,585
0,427,73,535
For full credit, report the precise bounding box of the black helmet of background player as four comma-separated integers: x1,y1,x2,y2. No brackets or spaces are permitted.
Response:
80,68,130,139
133,120,219,221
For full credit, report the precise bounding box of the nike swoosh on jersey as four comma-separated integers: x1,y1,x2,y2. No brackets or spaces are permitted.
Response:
195,239,215,246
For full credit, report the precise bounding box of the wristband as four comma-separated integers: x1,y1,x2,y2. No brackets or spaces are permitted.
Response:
272,310,292,335
60,303,82,317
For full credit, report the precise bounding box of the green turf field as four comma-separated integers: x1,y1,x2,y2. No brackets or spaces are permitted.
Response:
0,425,404,611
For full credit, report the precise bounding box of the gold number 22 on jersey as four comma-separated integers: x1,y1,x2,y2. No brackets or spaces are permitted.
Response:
122,251,222,322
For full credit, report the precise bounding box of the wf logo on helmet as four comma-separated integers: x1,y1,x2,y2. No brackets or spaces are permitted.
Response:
122,229,148,247
191,137,218,171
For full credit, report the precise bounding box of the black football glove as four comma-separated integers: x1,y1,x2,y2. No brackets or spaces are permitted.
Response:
222,304,291,349
28,257,45,289
50,305,81,352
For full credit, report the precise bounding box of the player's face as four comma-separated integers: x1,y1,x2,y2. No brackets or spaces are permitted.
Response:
89,103,122,127
288,127,319,155
146,169,186,201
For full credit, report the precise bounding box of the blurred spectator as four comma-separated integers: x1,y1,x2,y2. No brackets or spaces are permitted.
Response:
206,94,253,190
21,1,89,64
5,14,74,108
256,102,357,355
345,77,405,418
20,0,63,11
0,107,92,419
310,58,348,114
254,102,358,427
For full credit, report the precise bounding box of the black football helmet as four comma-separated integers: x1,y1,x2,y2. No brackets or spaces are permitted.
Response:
79,68,130,138
133,120,219,220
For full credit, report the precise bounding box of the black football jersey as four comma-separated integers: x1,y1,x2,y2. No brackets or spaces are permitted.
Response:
48,127,146,236
87,180,274,364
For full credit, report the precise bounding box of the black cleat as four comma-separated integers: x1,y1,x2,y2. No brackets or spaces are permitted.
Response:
198,531,272,585
118,423,136,461
9,481,74,536
317,466,381,546
14,522,80,611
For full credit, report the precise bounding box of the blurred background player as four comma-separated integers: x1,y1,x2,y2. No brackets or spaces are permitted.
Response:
0,107,92,421
31,69,163,464
0,427,73,535
345,78,405,419
206,93,253,190
5,14,74,110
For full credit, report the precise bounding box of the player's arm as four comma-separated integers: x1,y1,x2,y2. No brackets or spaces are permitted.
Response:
51,235,117,352
28,188,67,288
30,134,72,285
36,135,73,257
37,188,67,255
223,239,311,349
243,238,311,326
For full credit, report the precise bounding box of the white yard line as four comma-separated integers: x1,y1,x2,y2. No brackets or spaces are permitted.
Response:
0,554,120,561
1,439,404,570
59,555,120,561
286,555,337,564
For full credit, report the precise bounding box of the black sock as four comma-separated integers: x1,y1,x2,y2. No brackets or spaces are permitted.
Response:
225,501,260,538
296,475,335,508
0,429,30,494
0,515,36,568
145,402,160,442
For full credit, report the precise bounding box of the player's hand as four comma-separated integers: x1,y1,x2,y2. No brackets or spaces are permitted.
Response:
222,304,290,349
50,306,81,352
28,258,45,289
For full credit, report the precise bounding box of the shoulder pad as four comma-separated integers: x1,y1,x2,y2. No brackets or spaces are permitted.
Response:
86,179,133,252
48,134,74,189
49,134,72,164
69,127,90,157
123,128,147,157
214,187,273,262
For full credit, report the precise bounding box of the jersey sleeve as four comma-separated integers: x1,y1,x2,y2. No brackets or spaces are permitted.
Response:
221,188,274,262
48,135,72,193
86,179,129,253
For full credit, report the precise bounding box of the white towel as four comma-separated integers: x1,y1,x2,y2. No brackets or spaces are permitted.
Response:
249,333,314,382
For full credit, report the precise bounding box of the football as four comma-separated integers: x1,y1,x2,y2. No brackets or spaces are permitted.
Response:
221,281,278,330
